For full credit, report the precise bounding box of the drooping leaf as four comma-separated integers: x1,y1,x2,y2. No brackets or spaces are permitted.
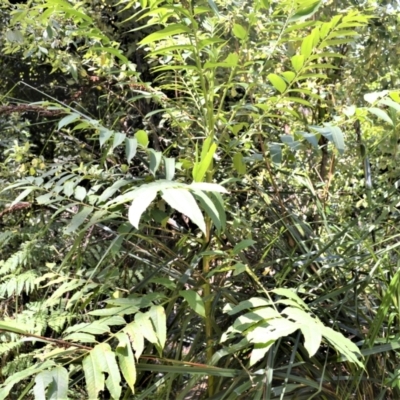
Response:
179,290,206,317
162,188,206,235
83,351,105,400
125,138,138,163
368,107,393,125
149,305,167,351
112,132,126,150
58,113,80,130
128,186,158,229
291,55,305,72
93,343,122,400
47,367,69,400
149,149,162,176
116,332,136,393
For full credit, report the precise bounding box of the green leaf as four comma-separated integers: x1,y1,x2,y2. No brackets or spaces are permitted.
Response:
290,0,321,22
149,305,167,351
267,73,287,93
0,360,55,400
193,140,217,182
64,206,94,234
93,344,122,400
368,107,393,125
180,290,206,317
74,186,87,201
301,34,314,58
162,188,206,235
281,71,296,83
321,326,363,367
330,125,345,155
269,143,282,164
128,186,158,229
192,189,222,233
135,312,159,344
83,351,105,400
125,138,138,163
140,24,191,45
99,127,113,148
116,332,136,392
112,132,126,150
58,113,80,130
44,367,69,400
33,366,68,400
291,55,304,72
232,23,247,40
233,152,246,175
149,149,162,176
135,130,149,147
233,239,256,255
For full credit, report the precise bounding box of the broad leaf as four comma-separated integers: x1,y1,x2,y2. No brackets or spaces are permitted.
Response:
162,188,206,235
180,290,206,317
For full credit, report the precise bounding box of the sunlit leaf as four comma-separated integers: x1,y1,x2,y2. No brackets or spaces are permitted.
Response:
162,188,206,234
268,73,287,93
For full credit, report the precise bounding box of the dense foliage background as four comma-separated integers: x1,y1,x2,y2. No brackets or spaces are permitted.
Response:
1,0,400,398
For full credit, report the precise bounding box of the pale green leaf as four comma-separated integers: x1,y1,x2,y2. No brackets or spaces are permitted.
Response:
330,125,346,155
83,352,105,400
162,188,206,235
112,132,126,150
99,127,113,147
268,73,287,93
364,91,388,104
124,321,145,360
149,305,167,350
134,312,159,344
128,186,158,229
179,290,206,317
74,186,87,201
93,343,122,400
64,206,94,234
116,332,136,392
58,113,80,130
368,107,394,125
192,189,222,233
47,367,69,400
149,149,162,176
125,138,138,163
321,326,363,367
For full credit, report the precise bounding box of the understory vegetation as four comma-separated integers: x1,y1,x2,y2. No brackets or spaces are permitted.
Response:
1,0,400,398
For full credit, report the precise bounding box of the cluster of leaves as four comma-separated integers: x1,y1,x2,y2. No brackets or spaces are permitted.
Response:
1,0,400,399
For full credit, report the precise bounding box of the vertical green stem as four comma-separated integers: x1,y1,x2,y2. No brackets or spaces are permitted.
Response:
202,216,214,396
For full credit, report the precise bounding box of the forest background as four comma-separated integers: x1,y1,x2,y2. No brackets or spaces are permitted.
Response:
1,0,400,399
